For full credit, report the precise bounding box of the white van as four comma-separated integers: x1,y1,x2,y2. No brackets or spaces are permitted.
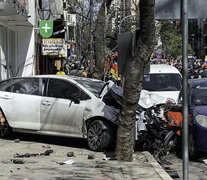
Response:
142,64,182,103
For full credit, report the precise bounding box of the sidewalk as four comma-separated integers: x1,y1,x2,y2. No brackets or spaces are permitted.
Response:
0,138,172,180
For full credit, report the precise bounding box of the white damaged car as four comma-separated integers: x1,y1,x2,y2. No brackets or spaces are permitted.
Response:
0,75,120,151
0,75,174,151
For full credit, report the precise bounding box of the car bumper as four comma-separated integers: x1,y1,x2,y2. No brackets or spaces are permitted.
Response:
192,122,207,152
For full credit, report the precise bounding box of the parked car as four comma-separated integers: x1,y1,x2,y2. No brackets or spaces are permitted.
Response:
188,78,207,158
142,65,182,103
0,75,120,151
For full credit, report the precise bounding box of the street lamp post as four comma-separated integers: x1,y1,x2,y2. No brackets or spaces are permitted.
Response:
89,0,94,74
181,0,189,179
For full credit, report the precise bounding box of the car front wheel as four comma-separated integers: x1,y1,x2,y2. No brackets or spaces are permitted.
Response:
87,120,113,151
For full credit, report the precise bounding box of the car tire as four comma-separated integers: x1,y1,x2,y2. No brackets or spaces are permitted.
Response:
0,118,12,138
175,136,182,158
189,133,198,160
163,131,176,151
87,120,113,151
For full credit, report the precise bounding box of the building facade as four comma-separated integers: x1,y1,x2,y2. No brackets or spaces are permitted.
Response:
0,0,75,78
0,0,35,79
37,0,76,74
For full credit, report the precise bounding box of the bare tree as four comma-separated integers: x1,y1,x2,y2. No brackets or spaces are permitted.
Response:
122,0,132,32
93,0,113,80
115,0,156,161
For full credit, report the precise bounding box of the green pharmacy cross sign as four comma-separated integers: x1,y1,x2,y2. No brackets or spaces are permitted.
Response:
39,20,53,38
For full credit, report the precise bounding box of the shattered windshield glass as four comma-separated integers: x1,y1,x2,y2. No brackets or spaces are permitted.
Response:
75,79,105,97
142,74,182,91
192,85,207,106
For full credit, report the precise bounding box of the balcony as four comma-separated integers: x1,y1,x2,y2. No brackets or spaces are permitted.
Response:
0,0,28,18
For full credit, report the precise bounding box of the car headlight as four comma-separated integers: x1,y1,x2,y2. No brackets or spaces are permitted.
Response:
195,114,207,128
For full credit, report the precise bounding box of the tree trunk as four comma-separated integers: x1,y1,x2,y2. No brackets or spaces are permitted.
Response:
93,0,113,80
115,0,156,162
123,0,132,32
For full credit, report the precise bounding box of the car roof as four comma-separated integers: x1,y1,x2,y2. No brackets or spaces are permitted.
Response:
10,75,102,82
188,78,207,88
5,75,104,86
149,65,181,74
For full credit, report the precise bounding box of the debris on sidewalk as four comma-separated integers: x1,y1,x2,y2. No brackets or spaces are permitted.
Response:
103,154,116,160
9,169,13,173
12,159,25,164
164,167,179,178
203,159,207,165
42,145,51,149
44,149,53,156
67,152,74,157
14,149,53,158
63,159,75,165
55,159,75,165
2,159,37,165
14,139,20,143
103,157,110,160
103,152,116,160
88,154,95,159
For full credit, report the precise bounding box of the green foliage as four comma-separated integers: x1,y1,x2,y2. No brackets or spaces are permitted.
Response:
159,20,193,59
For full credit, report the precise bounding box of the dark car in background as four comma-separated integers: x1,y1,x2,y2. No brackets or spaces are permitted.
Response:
188,78,207,158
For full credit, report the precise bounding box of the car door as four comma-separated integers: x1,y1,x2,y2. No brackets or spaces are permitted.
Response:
40,78,86,136
0,78,41,130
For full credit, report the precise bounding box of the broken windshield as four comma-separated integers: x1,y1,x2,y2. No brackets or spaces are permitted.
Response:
142,74,182,91
75,79,105,97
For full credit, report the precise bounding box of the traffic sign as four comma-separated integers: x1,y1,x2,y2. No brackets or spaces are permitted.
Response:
39,20,53,38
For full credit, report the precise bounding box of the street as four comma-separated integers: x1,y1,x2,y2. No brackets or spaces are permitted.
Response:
161,153,207,180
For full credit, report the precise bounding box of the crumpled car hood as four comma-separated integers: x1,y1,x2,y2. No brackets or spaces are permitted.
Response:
99,80,115,99
99,82,169,125
101,82,168,109
138,90,168,108
102,82,123,109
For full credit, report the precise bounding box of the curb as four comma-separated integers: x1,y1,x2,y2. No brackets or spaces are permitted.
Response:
142,151,173,180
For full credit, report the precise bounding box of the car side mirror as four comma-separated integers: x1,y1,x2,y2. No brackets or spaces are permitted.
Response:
72,93,80,104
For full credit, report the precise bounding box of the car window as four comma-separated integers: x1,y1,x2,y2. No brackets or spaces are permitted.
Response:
142,74,182,91
0,79,12,91
192,84,207,105
75,79,105,97
48,79,86,100
80,90,91,100
9,78,39,95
